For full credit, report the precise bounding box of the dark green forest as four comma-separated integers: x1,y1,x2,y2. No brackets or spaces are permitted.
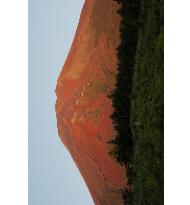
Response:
109,0,164,204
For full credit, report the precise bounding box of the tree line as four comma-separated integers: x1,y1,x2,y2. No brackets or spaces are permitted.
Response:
109,0,164,204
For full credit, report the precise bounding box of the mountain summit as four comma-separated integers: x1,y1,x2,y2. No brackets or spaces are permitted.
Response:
56,1,126,204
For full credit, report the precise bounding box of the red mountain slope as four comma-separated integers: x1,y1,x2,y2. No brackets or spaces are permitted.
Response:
56,0,126,204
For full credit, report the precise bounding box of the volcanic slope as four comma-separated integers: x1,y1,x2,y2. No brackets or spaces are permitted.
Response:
56,1,126,204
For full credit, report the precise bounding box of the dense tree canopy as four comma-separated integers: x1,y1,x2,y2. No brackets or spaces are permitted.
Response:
109,0,164,204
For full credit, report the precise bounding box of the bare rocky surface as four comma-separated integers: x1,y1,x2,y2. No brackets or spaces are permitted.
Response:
56,1,126,204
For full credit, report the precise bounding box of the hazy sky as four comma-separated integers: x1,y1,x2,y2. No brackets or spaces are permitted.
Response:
29,0,94,204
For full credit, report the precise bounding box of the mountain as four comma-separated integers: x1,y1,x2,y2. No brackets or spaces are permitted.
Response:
55,1,126,204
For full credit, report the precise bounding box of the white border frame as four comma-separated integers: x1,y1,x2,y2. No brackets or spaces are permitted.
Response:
0,0,28,205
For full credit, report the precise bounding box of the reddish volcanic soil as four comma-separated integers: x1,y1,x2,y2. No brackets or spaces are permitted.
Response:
56,0,126,204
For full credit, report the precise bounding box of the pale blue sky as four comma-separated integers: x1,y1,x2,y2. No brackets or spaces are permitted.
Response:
29,0,94,204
